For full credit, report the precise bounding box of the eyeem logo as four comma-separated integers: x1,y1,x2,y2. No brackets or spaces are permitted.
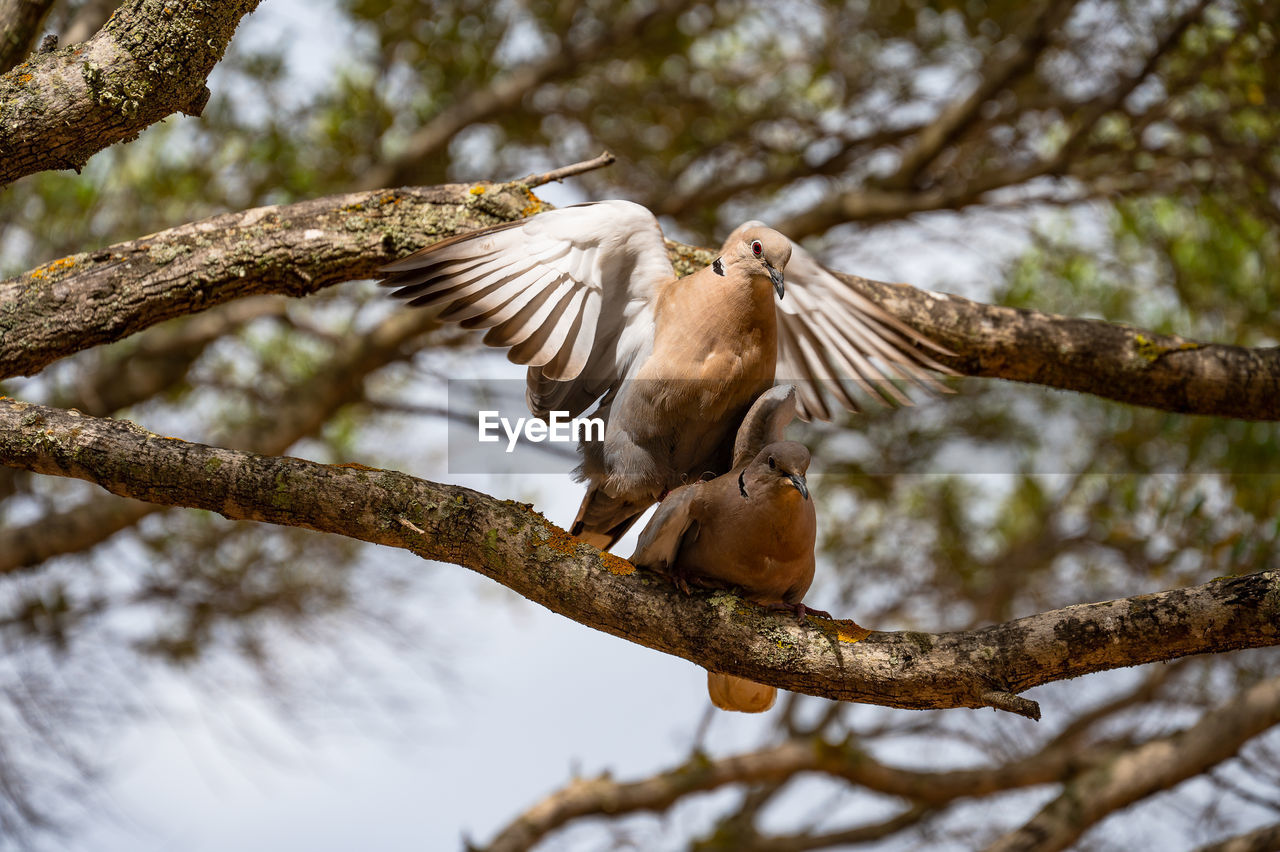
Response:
478,411,605,453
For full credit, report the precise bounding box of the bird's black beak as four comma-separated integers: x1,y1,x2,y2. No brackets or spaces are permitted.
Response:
787,472,809,500
768,264,785,299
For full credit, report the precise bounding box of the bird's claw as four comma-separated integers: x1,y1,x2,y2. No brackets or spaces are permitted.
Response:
665,566,693,595
764,601,833,622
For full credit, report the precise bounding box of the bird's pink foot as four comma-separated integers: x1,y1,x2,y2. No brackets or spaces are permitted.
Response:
665,565,692,595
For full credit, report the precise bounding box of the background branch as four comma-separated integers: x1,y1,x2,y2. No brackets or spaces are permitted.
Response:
986,675,1280,852
0,0,56,73
0,307,441,572
0,0,261,185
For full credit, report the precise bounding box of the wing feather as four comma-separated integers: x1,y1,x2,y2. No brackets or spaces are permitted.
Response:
379,201,673,404
775,318,832,422
483,276,576,349
768,232,956,420
508,284,589,368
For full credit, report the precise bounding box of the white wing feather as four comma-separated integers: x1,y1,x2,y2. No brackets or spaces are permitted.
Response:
380,201,673,413
766,229,955,421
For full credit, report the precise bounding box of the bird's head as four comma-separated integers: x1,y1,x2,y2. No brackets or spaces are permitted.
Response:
753,441,811,500
719,223,791,299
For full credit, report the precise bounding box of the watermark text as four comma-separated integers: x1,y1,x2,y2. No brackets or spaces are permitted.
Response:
478,410,605,452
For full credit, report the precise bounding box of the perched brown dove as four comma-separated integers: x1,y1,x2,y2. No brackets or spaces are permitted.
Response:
630,385,826,713
380,201,950,549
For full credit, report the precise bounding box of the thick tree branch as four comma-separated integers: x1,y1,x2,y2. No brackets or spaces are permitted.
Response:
0,181,537,379
841,272,1280,421
0,0,261,185
2,399,1277,717
3,180,1278,419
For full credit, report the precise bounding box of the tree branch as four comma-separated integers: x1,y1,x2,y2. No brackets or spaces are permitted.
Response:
986,675,1280,852
2,398,1277,716
0,181,537,379
0,308,440,572
731,805,935,852
354,0,694,191
519,151,616,187
1192,823,1280,852
0,0,56,74
830,271,1280,421
0,0,261,186
3,180,1278,419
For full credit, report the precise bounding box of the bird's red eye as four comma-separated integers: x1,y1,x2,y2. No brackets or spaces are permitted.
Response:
752,240,763,257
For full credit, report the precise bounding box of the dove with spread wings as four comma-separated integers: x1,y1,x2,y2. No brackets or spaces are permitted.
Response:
380,200,950,549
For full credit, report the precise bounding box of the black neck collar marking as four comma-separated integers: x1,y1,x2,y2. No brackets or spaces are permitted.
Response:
712,257,725,276
738,470,749,499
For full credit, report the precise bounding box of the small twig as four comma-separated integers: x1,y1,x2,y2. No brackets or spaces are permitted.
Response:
397,516,425,535
521,152,616,188
981,690,1041,721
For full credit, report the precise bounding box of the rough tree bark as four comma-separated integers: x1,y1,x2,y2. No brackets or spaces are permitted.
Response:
2,397,1277,720
1,177,1277,419
0,0,262,185
0,182,543,378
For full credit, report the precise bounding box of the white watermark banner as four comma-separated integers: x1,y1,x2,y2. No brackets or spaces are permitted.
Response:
446,380,607,474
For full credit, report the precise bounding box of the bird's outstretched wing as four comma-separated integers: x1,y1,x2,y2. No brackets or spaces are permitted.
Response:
731,385,799,469
719,222,955,421
380,200,674,417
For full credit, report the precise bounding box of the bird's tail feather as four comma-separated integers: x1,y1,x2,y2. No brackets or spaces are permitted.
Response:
707,672,777,713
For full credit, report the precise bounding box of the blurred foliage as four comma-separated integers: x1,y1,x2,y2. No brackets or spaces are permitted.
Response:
1,0,1279,848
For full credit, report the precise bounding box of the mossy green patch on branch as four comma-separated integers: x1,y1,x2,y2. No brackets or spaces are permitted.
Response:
147,242,192,265
1133,333,1204,363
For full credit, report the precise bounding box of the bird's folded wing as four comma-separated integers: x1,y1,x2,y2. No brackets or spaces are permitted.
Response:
776,241,956,421
731,385,799,469
380,200,673,414
630,485,702,572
